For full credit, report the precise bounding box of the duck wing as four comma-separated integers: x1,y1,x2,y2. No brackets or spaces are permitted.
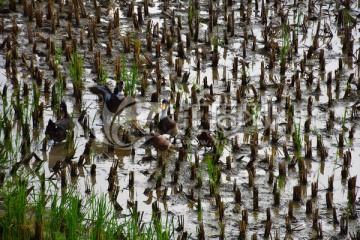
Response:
152,134,171,151
89,84,113,101
55,118,72,131
158,117,177,134
104,97,124,113
51,128,67,143
45,119,67,142
104,95,137,113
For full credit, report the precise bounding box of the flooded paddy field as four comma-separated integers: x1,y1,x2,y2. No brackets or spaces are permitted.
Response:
0,0,359,239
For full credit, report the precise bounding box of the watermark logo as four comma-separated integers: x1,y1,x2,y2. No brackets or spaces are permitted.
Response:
101,95,138,149
100,96,273,150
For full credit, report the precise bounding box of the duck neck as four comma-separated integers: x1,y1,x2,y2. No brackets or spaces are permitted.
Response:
62,105,70,119
160,106,168,120
117,90,125,99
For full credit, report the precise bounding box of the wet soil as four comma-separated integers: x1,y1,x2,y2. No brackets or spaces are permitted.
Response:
0,0,360,239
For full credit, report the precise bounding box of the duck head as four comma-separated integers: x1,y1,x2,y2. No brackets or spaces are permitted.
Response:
161,99,170,119
115,81,125,99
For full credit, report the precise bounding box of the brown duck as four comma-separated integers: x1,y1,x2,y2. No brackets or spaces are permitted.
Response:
158,100,178,139
151,132,172,152
144,132,172,155
197,131,216,150
45,102,72,143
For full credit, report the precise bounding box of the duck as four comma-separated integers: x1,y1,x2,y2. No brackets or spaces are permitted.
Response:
158,99,178,140
45,102,72,143
142,132,172,157
89,81,135,114
150,132,172,152
197,131,216,150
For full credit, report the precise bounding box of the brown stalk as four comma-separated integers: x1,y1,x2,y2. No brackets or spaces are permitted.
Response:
306,199,312,214
293,185,301,202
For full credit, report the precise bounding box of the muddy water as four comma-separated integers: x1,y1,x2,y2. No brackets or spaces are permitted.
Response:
1,0,360,239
